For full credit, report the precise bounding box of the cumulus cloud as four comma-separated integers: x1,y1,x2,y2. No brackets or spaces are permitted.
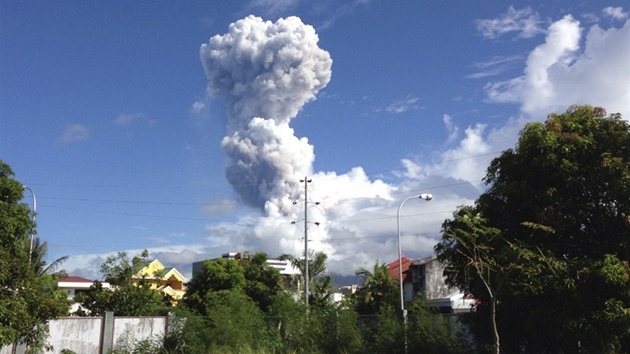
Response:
476,6,545,39
60,123,91,144
485,15,630,119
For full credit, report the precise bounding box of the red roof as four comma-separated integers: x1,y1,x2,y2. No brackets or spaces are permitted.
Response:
387,257,412,282
58,276,95,283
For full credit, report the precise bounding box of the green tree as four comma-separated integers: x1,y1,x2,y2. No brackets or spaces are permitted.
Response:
239,252,284,312
0,160,69,347
436,106,630,353
182,257,247,316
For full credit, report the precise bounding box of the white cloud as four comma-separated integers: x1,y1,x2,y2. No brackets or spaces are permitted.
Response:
603,7,628,21
485,15,630,119
418,113,525,190
191,101,206,113
62,246,214,281
476,6,545,39
60,123,91,144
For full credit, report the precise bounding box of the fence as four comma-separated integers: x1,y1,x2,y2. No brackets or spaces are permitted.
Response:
0,312,172,354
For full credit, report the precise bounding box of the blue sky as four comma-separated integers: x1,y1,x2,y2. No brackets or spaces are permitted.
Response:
1,1,628,280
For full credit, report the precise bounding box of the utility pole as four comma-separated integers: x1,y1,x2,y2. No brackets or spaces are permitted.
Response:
292,177,319,315
301,177,311,313
23,186,36,264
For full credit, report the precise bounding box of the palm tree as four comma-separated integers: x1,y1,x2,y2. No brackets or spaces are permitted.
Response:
280,250,332,305
29,236,68,278
354,261,399,315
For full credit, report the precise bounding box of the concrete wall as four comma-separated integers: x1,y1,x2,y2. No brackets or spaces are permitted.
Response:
0,313,169,354
112,317,167,350
48,317,103,353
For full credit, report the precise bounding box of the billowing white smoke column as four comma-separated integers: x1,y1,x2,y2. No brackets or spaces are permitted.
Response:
201,16,332,208
201,16,439,273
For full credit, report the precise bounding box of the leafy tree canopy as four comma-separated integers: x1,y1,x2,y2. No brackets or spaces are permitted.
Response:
0,160,69,347
436,106,630,353
183,252,285,316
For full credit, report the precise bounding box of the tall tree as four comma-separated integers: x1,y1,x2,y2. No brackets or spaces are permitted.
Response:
239,252,284,312
436,106,630,353
0,160,69,347
436,206,505,354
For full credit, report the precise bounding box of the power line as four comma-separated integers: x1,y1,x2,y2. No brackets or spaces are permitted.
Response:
27,150,498,207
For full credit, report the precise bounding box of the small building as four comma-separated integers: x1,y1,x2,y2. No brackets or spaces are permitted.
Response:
388,255,474,313
56,276,111,313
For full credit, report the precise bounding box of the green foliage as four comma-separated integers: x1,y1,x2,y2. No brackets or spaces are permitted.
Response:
102,249,150,286
437,106,630,353
279,250,333,306
177,252,468,353
0,160,69,347
240,252,285,312
353,261,398,315
183,257,248,316
356,295,467,354
30,236,69,278
406,299,470,354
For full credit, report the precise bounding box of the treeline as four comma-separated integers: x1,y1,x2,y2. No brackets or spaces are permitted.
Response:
76,250,471,354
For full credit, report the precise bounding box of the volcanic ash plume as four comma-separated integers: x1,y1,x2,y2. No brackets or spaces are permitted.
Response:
200,16,332,208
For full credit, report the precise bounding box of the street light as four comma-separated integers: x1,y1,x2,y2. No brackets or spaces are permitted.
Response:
397,193,432,353
23,186,37,263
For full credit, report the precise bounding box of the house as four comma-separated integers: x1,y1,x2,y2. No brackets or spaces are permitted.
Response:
134,259,187,304
388,255,475,313
55,275,111,313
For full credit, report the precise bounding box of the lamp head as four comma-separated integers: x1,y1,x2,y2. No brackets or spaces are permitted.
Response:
419,193,433,201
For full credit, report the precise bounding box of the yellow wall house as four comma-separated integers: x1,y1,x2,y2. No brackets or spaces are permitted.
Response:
134,259,187,305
